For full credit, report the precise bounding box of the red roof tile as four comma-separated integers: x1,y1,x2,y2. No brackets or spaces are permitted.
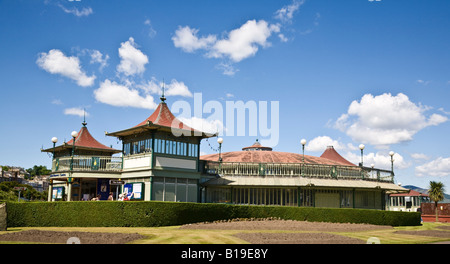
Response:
390,189,429,197
201,151,355,166
320,146,355,166
67,126,117,151
135,102,200,132
242,139,273,151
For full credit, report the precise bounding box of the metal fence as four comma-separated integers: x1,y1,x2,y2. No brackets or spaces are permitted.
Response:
52,156,122,172
203,161,394,182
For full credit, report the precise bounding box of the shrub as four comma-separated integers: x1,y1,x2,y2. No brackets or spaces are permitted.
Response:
6,201,421,227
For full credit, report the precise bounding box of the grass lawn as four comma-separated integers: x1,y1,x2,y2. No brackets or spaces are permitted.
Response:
1,222,449,244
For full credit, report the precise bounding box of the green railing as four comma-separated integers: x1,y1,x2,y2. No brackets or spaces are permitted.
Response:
203,161,394,182
52,156,122,172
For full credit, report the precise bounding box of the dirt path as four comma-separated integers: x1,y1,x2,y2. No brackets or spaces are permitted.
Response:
180,219,393,244
180,219,394,232
0,230,144,244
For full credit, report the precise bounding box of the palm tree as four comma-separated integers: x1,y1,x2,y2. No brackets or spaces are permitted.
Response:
428,181,445,222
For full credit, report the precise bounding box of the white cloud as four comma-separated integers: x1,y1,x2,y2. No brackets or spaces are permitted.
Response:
36,49,96,87
144,19,157,38
58,4,93,17
172,2,303,75
165,79,193,97
416,79,431,85
438,107,450,115
305,136,346,152
216,62,239,76
64,107,89,117
138,78,193,98
178,116,225,135
88,50,109,70
411,153,430,161
344,151,410,171
278,33,289,42
208,20,280,62
301,135,409,170
335,93,448,147
274,0,304,23
116,37,149,76
172,20,280,73
416,157,450,177
172,26,216,53
303,135,409,170
94,79,157,109
51,99,63,105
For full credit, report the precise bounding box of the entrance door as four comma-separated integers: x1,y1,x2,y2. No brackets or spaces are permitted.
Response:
97,178,110,200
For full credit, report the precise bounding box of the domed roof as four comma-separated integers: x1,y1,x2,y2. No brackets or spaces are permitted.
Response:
241,139,272,151
201,142,356,166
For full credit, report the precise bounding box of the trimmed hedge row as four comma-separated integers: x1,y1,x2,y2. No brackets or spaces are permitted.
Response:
6,201,421,227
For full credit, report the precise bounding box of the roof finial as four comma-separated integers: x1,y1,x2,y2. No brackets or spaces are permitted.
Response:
160,78,166,102
82,108,87,127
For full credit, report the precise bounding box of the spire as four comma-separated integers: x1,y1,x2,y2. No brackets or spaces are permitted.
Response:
82,108,87,127
160,78,166,103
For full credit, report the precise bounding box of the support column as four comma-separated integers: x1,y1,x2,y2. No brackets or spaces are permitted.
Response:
149,176,153,201
67,178,72,201
352,188,355,209
48,180,53,202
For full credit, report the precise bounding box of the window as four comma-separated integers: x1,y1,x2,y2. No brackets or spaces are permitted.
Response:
151,177,198,202
123,142,131,156
152,137,196,157
124,137,152,156
188,143,199,157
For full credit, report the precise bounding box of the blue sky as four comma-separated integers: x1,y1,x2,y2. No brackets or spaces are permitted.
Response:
0,0,449,190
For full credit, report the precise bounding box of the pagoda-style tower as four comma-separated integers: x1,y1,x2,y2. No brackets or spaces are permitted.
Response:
106,94,215,202
42,120,121,201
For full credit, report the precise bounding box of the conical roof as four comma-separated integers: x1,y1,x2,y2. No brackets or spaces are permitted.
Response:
107,98,215,138
66,126,118,152
42,123,121,154
134,101,196,132
320,146,355,166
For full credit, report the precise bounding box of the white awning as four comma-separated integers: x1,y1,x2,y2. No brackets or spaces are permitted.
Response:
203,176,407,192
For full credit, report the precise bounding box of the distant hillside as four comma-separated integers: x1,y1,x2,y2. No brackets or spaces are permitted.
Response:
403,185,450,203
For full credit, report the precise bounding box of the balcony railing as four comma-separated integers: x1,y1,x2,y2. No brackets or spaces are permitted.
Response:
203,161,394,183
52,156,122,173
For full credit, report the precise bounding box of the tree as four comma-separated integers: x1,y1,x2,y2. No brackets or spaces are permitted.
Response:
0,181,47,201
428,181,445,222
26,165,51,178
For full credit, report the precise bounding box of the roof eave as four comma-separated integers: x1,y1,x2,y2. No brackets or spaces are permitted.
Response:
41,143,121,154
106,122,216,139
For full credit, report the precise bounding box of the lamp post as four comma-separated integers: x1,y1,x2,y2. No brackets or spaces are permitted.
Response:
359,144,365,167
217,137,223,175
70,131,78,172
51,137,58,167
48,137,58,201
68,131,78,201
301,139,307,163
301,139,307,177
389,151,395,176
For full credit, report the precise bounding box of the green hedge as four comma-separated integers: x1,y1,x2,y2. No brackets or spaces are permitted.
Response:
6,201,421,227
